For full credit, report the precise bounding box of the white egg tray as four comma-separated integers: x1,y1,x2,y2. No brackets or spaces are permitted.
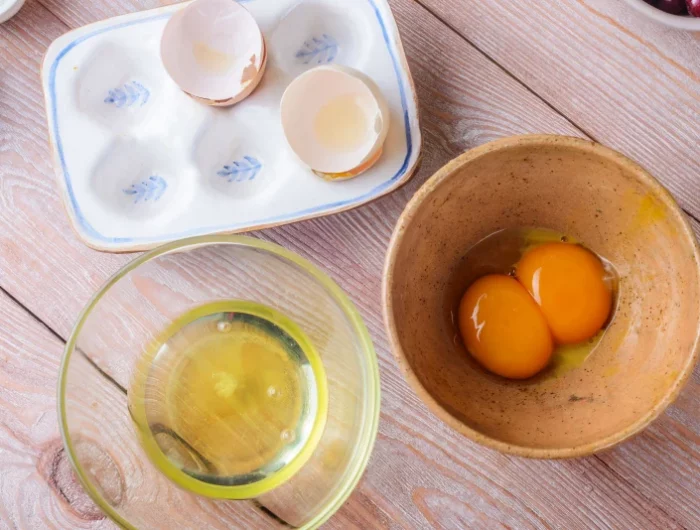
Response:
42,0,421,252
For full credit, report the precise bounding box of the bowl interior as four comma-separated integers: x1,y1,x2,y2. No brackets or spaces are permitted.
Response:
385,136,700,456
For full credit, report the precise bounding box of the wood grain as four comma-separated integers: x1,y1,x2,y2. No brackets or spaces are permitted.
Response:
415,0,700,222
0,0,133,330
0,0,698,528
0,290,117,529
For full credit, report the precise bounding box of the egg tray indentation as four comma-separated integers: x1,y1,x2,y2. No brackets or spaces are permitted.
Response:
269,1,374,77
89,137,196,226
42,0,421,250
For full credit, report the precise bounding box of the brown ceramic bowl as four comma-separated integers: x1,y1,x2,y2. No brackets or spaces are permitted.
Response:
383,135,700,458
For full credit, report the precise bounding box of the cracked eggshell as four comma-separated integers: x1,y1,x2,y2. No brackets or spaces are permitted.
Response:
281,65,390,181
161,0,266,107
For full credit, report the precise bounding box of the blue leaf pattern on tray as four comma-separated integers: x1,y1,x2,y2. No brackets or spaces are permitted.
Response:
217,156,262,182
105,81,150,108
296,34,338,65
123,175,167,203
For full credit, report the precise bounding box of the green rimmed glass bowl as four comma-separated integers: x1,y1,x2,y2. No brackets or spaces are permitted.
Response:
58,235,380,529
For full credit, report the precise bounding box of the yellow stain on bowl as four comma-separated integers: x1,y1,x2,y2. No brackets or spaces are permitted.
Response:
631,192,671,232
547,329,606,378
602,364,620,377
663,370,680,387
521,227,579,253
193,41,235,74
648,370,681,402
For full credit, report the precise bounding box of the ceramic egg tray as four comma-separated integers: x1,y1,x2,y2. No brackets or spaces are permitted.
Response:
41,0,421,252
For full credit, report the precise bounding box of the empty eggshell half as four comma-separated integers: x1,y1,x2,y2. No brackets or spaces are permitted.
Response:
161,0,266,106
281,65,390,180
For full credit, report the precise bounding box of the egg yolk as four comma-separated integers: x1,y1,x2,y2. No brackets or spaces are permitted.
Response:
458,275,554,379
516,242,612,345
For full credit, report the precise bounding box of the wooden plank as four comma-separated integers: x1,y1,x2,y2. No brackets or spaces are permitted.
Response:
415,0,700,222
0,0,134,333
0,290,117,529
0,0,698,529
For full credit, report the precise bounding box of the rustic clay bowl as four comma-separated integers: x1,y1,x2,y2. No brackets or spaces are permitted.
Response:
383,135,700,458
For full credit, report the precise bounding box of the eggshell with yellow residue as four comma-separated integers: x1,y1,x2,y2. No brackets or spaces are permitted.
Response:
161,0,266,106
281,65,390,180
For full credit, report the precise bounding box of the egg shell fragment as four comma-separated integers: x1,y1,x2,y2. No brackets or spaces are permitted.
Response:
161,0,266,105
281,65,390,177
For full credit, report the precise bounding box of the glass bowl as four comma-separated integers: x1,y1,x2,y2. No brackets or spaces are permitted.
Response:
58,235,380,529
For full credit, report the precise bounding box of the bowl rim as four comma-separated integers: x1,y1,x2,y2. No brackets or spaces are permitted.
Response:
382,134,700,459
58,234,381,529
0,0,25,24
619,0,700,30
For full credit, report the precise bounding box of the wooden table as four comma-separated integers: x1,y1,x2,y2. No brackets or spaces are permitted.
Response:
1,0,699,528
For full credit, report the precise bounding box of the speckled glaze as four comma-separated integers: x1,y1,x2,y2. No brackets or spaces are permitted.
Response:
383,135,700,458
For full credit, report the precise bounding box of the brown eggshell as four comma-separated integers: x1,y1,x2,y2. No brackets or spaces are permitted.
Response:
186,40,268,108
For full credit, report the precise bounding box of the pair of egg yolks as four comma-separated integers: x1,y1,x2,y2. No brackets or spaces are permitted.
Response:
458,242,613,379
